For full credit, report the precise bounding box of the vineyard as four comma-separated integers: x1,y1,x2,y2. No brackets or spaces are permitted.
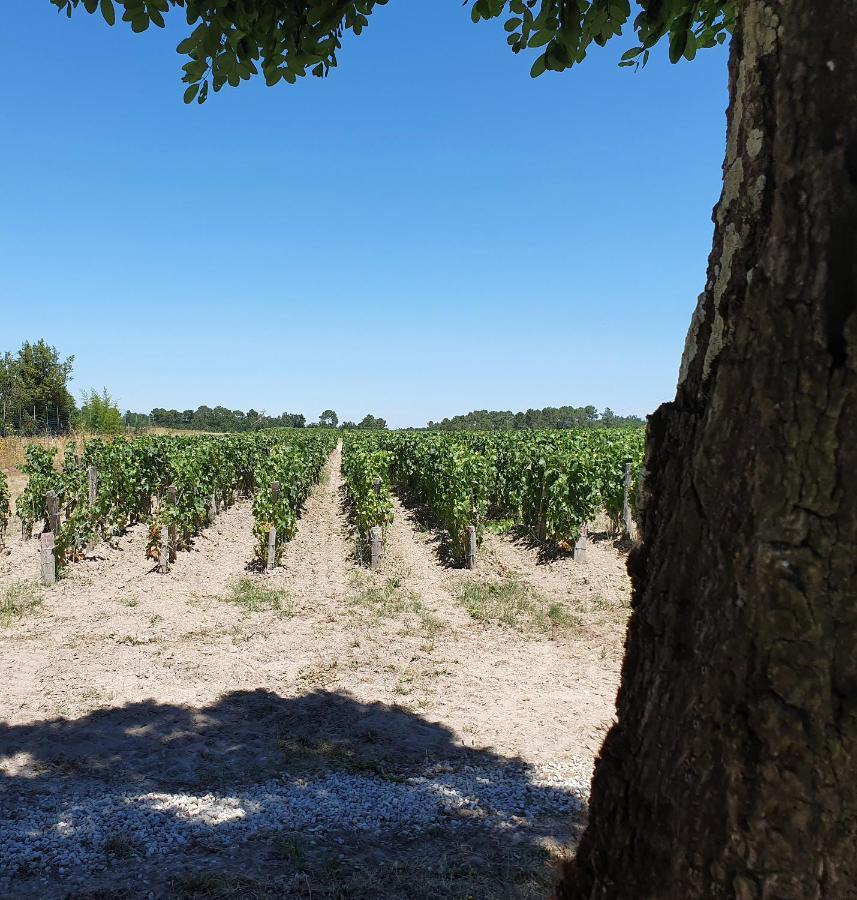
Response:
4,427,643,581
0,425,641,897
341,428,645,566
8,430,336,577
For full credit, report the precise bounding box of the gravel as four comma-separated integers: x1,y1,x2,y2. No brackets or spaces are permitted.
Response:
0,760,587,879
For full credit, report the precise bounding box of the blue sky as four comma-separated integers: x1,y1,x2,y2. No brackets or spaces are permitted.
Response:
1,2,729,428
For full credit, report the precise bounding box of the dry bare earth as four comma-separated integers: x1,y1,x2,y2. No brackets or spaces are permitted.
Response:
0,445,631,899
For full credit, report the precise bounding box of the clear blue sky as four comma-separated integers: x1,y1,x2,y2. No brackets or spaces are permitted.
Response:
1,2,729,428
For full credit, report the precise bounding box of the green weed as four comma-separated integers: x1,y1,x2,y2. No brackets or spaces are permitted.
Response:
350,577,445,636
0,581,43,626
457,579,578,633
225,578,291,616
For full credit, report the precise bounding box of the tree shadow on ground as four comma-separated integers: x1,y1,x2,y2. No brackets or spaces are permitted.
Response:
0,690,586,899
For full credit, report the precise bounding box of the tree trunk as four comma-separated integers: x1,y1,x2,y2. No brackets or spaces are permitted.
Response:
557,2,857,897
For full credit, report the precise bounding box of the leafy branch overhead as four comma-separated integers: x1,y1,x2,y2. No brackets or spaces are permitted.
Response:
51,0,734,102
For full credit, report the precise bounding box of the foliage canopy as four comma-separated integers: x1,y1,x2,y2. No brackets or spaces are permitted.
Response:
0,340,76,434
52,0,734,103
77,388,124,435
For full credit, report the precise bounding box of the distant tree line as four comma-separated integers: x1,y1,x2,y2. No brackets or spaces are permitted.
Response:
426,405,644,430
339,414,387,430
125,407,307,432
0,340,640,438
124,408,389,432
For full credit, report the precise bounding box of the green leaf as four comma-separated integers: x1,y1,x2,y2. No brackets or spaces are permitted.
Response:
100,0,115,26
669,27,688,63
183,83,200,104
527,29,553,48
530,54,547,78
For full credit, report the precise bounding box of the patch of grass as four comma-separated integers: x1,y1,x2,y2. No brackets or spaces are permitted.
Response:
0,581,43,626
149,613,162,626
168,836,571,899
547,602,580,628
457,579,579,633
103,831,140,859
394,675,414,696
229,625,254,645
174,872,272,899
350,576,446,637
297,659,339,686
224,578,291,616
119,597,138,608
351,580,412,617
270,834,307,869
115,634,146,646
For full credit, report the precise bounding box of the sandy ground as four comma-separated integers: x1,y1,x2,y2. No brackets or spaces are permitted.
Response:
0,444,632,899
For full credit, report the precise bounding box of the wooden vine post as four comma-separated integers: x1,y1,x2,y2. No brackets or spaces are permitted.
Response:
40,531,56,585
374,476,382,497
166,485,177,562
87,465,98,507
466,525,477,570
45,490,60,535
159,525,170,574
622,461,634,539
84,468,96,554
573,523,588,563
266,481,280,572
369,526,383,570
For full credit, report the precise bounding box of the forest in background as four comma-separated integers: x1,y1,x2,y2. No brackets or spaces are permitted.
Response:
427,406,644,430
1,340,644,435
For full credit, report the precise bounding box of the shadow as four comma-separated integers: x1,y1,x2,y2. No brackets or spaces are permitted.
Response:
392,488,467,570
588,529,634,554
0,690,587,898
337,484,370,568
499,526,574,566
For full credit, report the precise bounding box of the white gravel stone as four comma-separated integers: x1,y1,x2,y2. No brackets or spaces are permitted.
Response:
0,761,587,878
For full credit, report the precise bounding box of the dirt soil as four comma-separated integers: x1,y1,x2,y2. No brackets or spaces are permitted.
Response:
0,444,632,899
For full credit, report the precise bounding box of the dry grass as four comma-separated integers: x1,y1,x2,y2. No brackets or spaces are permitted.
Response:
224,578,291,616
168,836,570,899
0,434,73,504
0,581,44,627
349,575,445,636
457,578,582,633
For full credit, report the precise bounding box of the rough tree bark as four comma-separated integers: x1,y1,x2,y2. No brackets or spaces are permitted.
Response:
556,2,857,897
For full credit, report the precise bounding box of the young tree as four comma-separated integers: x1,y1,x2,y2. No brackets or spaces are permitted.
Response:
77,388,123,435
47,0,857,894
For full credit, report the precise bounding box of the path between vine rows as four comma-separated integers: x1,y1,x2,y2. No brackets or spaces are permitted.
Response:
0,445,632,899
